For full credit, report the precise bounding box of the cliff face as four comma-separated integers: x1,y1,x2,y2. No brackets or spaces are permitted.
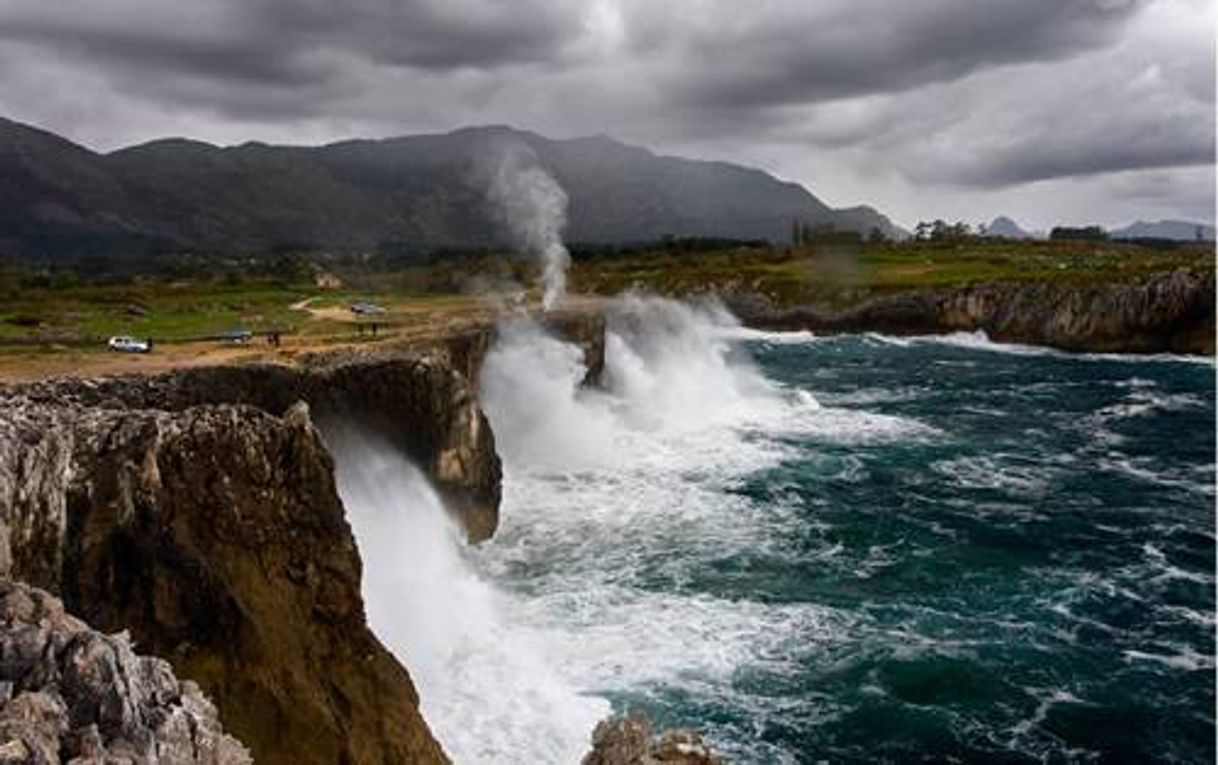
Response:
6,353,500,543
0,392,450,764
731,269,1215,354
0,580,250,763
429,309,608,392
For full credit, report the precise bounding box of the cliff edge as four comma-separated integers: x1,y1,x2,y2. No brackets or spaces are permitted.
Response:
0,389,450,764
5,352,500,543
729,268,1215,354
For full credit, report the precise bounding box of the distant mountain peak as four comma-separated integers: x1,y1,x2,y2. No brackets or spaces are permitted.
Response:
1111,219,1215,242
985,215,1034,239
109,137,221,156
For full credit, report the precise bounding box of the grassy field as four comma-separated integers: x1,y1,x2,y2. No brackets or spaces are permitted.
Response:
0,238,1210,377
569,238,1214,309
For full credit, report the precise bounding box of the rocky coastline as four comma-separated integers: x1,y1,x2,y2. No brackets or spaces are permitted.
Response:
0,317,609,764
727,268,1215,355
0,387,450,763
0,272,1208,763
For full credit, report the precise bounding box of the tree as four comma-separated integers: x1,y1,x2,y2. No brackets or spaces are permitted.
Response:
1050,226,1107,241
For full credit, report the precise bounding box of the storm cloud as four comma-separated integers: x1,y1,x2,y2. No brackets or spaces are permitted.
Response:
0,0,1211,229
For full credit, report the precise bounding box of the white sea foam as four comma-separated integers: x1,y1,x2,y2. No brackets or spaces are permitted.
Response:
720,326,818,344
1097,388,1207,420
896,330,1216,365
470,295,937,760
1123,646,1216,672
710,325,1214,367
334,293,1209,763
931,454,1056,495
328,430,608,765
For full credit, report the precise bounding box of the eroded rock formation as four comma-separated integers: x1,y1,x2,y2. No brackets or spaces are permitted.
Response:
0,579,250,764
5,352,499,542
730,268,1215,354
428,308,608,391
0,394,449,764
582,712,722,765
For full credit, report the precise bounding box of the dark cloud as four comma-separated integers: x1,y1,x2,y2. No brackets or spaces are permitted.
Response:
0,0,1210,228
265,0,585,70
934,127,1214,188
0,0,584,92
0,4,315,85
649,0,1140,108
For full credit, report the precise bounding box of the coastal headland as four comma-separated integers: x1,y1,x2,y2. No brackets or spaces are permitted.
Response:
0,239,1211,762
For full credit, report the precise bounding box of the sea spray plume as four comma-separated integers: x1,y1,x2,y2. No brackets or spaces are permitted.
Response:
325,427,608,763
483,137,571,310
480,295,820,472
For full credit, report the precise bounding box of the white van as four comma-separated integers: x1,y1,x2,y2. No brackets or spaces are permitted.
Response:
107,335,151,353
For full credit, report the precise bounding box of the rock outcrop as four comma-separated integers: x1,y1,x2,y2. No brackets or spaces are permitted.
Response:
0,579,250,764
5,352,500,542
730,268,1215,355
429,308,608,392
582,713,722,765
0,395,449,764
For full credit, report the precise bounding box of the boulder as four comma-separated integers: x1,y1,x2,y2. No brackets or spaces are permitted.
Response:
583,712,722,765
0,579,249,764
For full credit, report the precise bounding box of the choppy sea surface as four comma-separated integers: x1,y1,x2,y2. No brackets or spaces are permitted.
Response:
341,299,1215,764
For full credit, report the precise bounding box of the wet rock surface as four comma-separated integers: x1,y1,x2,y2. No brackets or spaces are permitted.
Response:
730,269,1215,355
0,579,250,764
583,713,723,765
0,394,449,764
429,308,608,392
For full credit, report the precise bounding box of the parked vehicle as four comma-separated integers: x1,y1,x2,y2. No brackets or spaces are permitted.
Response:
349,302,386,315
107,335,151,353
218,328,253,344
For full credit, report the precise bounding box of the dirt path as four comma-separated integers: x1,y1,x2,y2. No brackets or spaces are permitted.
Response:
0,293,610,383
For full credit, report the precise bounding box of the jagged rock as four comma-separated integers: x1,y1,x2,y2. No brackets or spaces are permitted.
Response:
3,352,500,542
583,712,722,765
729,268,1215,355
0,580,249,764
0,397,449,764
429,309,608,393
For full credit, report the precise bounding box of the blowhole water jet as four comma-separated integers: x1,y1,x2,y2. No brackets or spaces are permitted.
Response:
482,137,571,311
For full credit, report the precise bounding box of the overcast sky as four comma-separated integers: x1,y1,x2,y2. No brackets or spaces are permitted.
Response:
0,0,1213,230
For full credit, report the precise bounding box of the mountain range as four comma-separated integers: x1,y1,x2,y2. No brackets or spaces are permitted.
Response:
985,215,1215,242
1110,219,1215,241
0,117,904,262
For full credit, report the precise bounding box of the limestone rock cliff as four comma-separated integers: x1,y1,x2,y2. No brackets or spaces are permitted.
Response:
0,579,250,764
730,269,1215,354
5,352,499,542
0,396,448,764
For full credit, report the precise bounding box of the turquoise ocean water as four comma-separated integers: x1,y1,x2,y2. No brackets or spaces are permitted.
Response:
345,300,1215,764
